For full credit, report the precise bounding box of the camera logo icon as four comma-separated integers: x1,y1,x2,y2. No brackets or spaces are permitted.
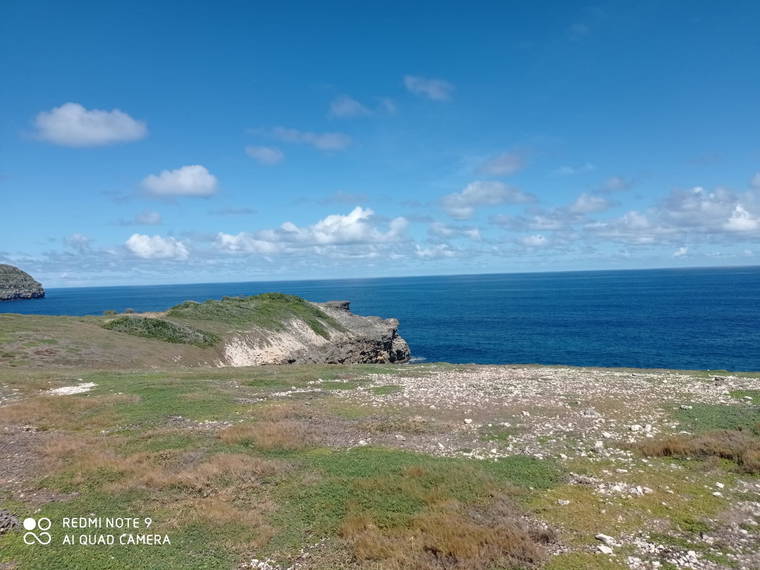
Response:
23,517,52,545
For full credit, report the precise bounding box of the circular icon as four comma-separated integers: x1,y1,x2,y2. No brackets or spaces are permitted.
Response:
37,518,52,531
23,518,36,531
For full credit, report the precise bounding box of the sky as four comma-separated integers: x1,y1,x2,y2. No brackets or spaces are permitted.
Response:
2,0,760,287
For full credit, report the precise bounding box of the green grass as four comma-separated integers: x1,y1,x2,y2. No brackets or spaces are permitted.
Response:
102,316,219,347
269,446,561,552
675,403,760,434
730,389,760,404
167,293,343,339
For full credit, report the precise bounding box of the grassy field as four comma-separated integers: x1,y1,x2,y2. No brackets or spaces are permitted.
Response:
0,362,758,569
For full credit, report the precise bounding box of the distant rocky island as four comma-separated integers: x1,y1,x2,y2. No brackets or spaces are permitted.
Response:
0,264,45,301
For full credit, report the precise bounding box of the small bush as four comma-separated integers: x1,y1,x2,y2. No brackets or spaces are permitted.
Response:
102,316,219,347
103,309,117,316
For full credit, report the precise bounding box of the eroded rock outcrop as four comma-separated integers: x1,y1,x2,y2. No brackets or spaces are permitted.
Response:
0,264,45,301
219,299,410,366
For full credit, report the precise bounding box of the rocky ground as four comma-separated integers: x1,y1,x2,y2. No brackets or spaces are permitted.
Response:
0,364,758,569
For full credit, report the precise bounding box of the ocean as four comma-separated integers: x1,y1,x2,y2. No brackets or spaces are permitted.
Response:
2,266,759,371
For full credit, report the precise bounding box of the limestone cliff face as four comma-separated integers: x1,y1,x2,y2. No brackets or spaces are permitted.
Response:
0,264,45,301
219,300,411,366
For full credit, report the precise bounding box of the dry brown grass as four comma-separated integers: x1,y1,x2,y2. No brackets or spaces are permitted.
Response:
339,502,546,569
0,393,139,430
219,420,315,450
637,429,760,474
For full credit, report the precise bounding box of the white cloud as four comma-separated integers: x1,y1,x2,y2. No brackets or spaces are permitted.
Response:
442,181,535,219
429,222,481,240
135,210,162,225
723,205,760,232
519,234,548,248
142,165,218,197
479,152,524,176
415,243,457,258
569,192,613,214
216,207,408,255
34,102,147,147
404,75,454,101
125,234,188,259
329,95,371,118
215,234,283,255
271,127,351,150
673,246,688,257
586,210,670,245
245,145,284,165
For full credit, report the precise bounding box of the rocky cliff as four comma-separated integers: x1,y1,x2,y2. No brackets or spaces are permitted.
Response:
100,293,411,367
0,264,45,301
220,299,410,366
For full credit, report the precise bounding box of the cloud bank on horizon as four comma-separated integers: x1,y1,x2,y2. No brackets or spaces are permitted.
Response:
3,1,760,286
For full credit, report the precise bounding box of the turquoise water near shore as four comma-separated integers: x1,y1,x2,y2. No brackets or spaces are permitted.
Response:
3,267,759,371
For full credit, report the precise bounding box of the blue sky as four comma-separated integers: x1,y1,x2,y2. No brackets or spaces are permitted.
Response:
2,0,760,287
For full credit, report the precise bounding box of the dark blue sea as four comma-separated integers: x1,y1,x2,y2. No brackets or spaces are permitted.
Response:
3,267,759,371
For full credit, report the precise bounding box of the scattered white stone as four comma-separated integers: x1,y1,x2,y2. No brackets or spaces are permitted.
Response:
557,499,570,505
464,418,473,424
629,424,642,432
358,439,368,446
594,440,604,450
47,382,97,396
680,404,693,410
597,544,614,555
595,533,616,546
521,410,530,417
715,482,725,489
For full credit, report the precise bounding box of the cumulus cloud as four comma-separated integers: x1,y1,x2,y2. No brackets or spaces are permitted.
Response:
245,146,284,164
271,126,351,150
478,152,524,176
216,207,408,254
673,246,688,257
329,95,371,118
34,102,147,147
442,181,535,219
724,205,760,232
142,165,218,197
404,75,454,101
125,234,189,259
569,192,613,214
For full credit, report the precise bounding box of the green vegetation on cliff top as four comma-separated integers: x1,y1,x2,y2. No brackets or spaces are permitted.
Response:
167,292,342,338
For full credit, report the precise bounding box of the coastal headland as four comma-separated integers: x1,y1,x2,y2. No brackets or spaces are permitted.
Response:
0,295,758,569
